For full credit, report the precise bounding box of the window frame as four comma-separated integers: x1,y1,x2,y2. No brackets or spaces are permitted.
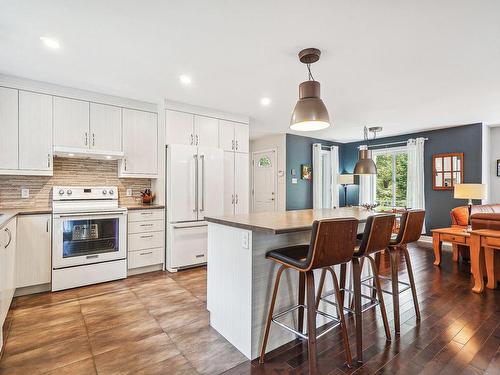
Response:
372,146,408,207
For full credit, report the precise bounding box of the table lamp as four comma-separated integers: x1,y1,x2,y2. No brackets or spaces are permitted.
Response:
454,183,486,231
339,174,355,207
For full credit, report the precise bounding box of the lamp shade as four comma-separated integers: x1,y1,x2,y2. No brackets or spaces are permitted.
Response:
454,184,486,200
339,174,355,185
290,81,330,131
353,147,377,175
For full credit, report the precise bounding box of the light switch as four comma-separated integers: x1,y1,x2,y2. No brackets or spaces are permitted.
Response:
291,178,298,184
21,188,29,198
241,232,249,249
126,189,132,196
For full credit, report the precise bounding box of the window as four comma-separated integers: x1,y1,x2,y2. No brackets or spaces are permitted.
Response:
258,156,272,167
374,148,408,208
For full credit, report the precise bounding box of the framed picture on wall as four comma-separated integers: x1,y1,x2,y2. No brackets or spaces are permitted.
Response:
497,159,500,177
301,164,312,180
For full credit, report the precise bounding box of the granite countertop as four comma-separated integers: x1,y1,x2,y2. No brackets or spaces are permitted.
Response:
121,204,165,210
205,207,378,234
0,207,53,230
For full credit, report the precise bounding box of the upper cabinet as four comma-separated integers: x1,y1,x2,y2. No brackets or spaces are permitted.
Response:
53,97,89,150
119,109,158,178
219,120,249,153
0,88,53,176
90,103,122,152
165,110,219,148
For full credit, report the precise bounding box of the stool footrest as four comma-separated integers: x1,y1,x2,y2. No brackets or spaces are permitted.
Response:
361,276,411,295
320,289,380,314
271,304,341,340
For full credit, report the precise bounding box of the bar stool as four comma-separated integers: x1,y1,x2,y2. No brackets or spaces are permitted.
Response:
384,210,425,334
259,218,359,373
317,214,395,363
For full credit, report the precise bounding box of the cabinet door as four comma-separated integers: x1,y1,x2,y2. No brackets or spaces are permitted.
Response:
197,147,224,219
16,215,52,288
234,152,249,214
122,109,158,176
165,110,194,146
219,120,235,152
223,151,235,215
0,87,19,170
53,96,89,149
1,218,16,325
194,115,219,148
19,91,53,172
90,103,122,152
234,123,249,153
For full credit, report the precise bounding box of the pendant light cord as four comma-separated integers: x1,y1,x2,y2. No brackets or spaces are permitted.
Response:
307,63,315,81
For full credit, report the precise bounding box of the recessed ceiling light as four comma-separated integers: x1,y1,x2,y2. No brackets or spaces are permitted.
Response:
260,97,271,106
179,75,192,85
40,36,60,49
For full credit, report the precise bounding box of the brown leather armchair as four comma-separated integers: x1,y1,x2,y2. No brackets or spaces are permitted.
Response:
451,204,500,229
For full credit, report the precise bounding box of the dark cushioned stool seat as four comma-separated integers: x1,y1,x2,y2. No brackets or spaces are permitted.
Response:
266,245,309,269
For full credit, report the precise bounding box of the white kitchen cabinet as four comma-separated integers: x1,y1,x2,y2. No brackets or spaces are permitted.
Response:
90,103,122,153
165,110,193,146
219,120,249,152
223,151,236,215
15,215,52,289
169,222,207,268
120,108,158,178
223,151,249,215
0,218,17,332
194,115,219,148
0,87,19,171
18,91,53,173
53,96,90,150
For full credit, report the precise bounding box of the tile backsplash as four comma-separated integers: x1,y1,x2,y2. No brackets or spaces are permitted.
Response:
0,158,151,209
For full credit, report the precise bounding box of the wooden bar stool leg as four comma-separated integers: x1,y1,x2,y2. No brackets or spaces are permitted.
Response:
350,258,364,311
352,257,363,363
402,245,421,320
389,248,401,334
298,272,306,334
315,268,326,309
371,252,381,299
305,271,318,373
367,255,391,341
327,267,352,367
259,265,286,363
339,263,347,303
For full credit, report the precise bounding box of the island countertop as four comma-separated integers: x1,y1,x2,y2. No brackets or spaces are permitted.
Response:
205,207,379,234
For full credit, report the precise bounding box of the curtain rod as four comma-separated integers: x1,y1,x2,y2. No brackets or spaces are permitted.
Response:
364,138,429,149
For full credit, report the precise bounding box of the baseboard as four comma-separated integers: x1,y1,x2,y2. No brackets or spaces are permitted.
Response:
14,283,51,297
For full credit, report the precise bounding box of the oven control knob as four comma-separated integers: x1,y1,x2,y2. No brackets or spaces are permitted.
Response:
58,189,64,195
102,190,107,195
109,189,114,195
67,189,72,195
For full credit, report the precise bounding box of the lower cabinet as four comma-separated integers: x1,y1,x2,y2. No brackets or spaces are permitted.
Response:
15,214,52,289
1,217,17,351
127,209,165,274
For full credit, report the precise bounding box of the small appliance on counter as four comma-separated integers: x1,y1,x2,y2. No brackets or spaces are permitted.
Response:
51,186,127,291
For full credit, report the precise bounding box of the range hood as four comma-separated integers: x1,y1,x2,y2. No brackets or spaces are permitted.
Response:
53,147,124,160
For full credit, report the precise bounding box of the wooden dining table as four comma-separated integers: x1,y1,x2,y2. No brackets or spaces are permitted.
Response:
469,229,500,293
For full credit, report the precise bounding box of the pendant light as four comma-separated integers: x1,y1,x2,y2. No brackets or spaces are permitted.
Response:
353,126,381,175
290,48,330,131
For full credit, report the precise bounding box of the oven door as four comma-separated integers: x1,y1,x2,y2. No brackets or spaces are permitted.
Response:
52,211,127,269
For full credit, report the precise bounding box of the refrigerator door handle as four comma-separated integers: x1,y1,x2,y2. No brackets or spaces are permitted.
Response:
193,154,199,213
200,155,205,212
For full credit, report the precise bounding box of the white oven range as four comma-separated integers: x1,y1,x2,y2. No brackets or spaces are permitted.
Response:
51,186,127,291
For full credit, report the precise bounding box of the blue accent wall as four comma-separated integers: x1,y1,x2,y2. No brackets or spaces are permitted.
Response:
340,123,483,233
286,133,342,210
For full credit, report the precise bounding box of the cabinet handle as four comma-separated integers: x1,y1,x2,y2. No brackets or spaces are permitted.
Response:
193,154,199,213
4,228,12,248
47,153,51,168
140,212,153,215
86,255,98,259
124,158,127,171
200,155,205,212
140,223,154,227
92,133,95,147
85,132,88,146
195,254,205,258
231,194,234,204
140,235,154,239
236,140,238,150
190,134,194,145
140,251,153,256
235,194,238,204
232,140,235,150
46,218,50,232
196,134,199,145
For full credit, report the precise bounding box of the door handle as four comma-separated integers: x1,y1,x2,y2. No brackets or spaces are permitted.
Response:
200,155,205,212
193,154,199,213
4,228,12,248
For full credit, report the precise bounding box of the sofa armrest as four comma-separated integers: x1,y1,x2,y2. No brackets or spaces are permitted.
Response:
471,213,500,230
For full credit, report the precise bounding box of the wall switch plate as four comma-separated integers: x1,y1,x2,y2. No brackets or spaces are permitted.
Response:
241,232,249,249
21,188,29,198
126,189,132,196
291,178,298,184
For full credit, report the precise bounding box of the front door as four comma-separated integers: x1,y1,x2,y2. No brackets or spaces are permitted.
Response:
252,150,277,212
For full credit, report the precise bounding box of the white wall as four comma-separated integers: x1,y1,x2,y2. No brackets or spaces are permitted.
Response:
489,125,500,203
250,134,286,211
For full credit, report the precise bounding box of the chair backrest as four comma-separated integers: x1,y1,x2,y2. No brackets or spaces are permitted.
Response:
356,214,395,256
305,218,359,271
394,209,425,245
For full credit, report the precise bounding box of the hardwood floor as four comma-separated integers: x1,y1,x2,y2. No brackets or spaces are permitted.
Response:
0,241,499,374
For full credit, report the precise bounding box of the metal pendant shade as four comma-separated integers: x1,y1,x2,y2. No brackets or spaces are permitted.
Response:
290,48,331,132
353,148,377,175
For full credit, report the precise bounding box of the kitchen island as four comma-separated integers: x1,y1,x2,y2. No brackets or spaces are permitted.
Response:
205,207,377,359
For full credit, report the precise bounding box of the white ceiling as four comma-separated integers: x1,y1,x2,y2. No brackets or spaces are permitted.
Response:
1,0,500,142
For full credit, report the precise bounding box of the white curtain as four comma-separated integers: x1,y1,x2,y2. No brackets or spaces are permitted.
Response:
312,143,323,209
407,138,426,231
330,146,340,208
358,145,376,204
